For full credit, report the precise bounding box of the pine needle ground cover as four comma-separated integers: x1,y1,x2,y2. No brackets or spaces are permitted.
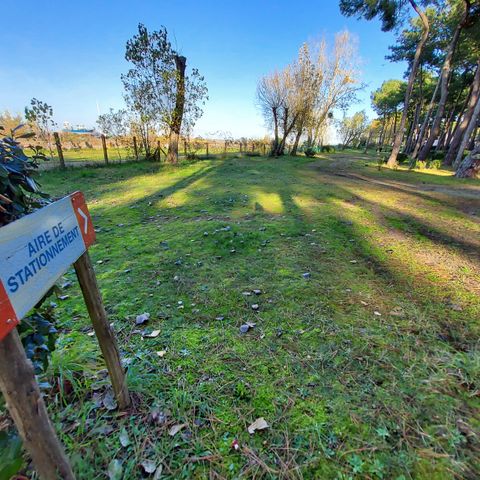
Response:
34,152,479,479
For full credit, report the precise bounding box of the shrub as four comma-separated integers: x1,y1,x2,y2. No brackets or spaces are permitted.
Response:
304,147,316,157
397,152,409,163
321,145,335,153
427,159,442,170
245,151,261,157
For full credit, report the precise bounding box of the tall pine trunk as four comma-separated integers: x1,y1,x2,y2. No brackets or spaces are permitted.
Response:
412,75,441,158
445,59,480,165
418,1,469,161
167,55,187,164
454,95,480,168
387,0,429,168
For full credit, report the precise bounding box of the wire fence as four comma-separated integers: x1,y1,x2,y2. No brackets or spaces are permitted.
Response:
33,133,270,169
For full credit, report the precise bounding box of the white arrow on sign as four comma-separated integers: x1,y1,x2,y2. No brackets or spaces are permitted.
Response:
78,208,89,234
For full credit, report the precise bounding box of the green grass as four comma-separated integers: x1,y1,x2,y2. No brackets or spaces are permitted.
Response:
19,152,480,478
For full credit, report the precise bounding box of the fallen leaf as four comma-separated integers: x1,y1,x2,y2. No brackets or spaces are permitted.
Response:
141,459,157,474
169,423,186,436
156,350,167,357
153,465,164,479
136,312,150,325
103,391,117,411
144,330,160,338
108,459,123,480
119,427,130,447
248,417,269,434
239,324,250,334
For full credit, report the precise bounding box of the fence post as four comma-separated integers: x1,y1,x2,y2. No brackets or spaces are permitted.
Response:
224,141,227,154
133,136,139,161
101,135,109,165
263,144,266,156
206,142,209,157
0,330,75,479
53,132,65,169
157,140,161,162
184,140,187,156
239,142,242,153
73,252,130,409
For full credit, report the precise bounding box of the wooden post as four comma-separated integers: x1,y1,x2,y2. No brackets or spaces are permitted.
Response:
224,141,227,154
239,142,242,153
133,136,139,161
157,140,161,162
101,134,109,165
73,252,130,409
0,330,75,479
263,144,266,156
206,142,209,156
184,139,188,156
53,132,65,169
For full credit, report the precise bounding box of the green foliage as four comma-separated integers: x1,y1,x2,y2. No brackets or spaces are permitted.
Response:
427,158,442,169
339,0,408,32
18,298,58,375
371,79,406,116
0,431,24,479
397,152,409,163
0,125,49,226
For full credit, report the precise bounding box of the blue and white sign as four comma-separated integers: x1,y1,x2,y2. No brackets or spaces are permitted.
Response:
0,192,95,340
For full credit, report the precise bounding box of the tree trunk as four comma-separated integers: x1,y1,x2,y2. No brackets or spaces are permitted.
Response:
418,2,469,161
167,55,187,163
412,75,441,159
364,129,373,153
445,59,480,165
405,100,422,154
455,135,480,178
387,0,429,167
291,118,304,156
454,94,480,168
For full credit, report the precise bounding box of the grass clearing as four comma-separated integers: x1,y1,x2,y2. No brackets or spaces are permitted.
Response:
25,151,480,478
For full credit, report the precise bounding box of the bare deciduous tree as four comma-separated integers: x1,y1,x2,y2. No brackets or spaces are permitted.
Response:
257,31,362,157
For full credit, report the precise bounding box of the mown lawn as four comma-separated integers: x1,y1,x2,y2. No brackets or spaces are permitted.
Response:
27,152,480,478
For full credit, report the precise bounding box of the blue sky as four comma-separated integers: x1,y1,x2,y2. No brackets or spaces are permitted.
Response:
1,0,406,138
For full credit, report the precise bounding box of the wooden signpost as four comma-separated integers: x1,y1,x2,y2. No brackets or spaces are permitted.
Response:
0,191,130,479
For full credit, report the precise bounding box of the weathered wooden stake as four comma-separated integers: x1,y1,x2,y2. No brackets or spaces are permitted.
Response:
157,140,162,162
101,135,109,165
133,136,139,161
73,252,130,409
263,144,266,156
53,132,65,169
206,142,209,156
224,140,227,154
0,330,75,480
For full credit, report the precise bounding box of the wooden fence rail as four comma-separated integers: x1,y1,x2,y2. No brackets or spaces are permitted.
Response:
46,133,271,168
